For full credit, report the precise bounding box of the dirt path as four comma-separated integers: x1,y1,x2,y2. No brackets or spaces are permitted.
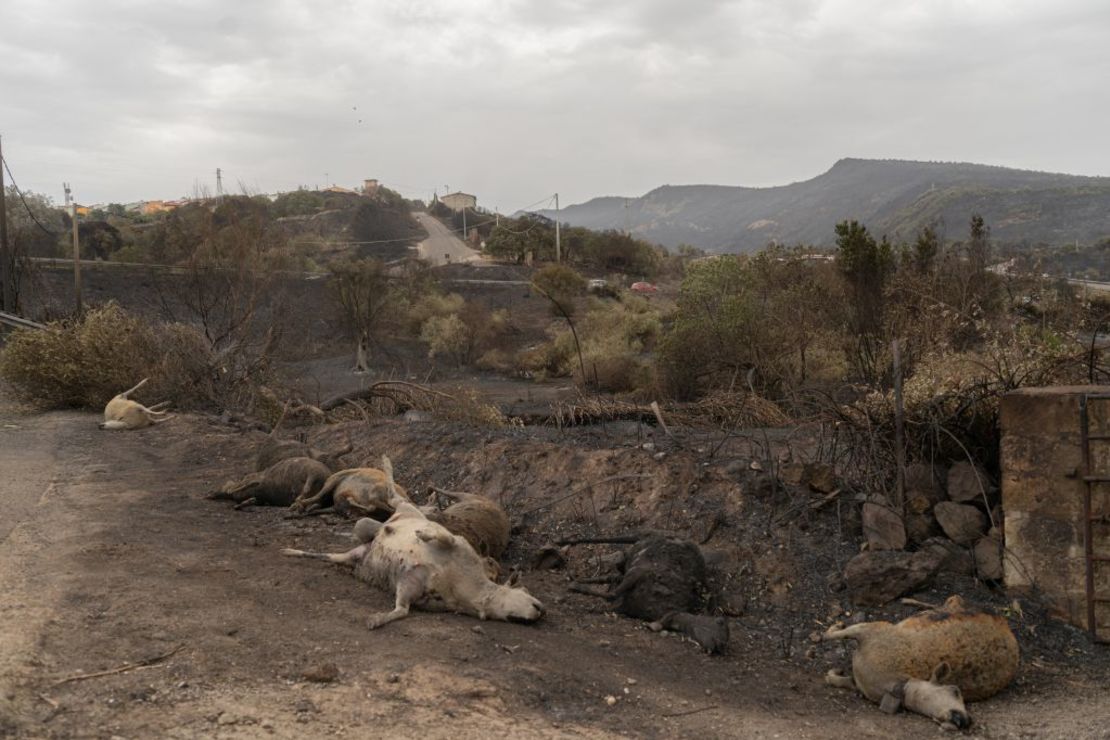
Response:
0,408,1106,738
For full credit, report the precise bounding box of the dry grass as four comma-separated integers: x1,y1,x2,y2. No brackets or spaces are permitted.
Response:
322,381,512,428
553,391,788,429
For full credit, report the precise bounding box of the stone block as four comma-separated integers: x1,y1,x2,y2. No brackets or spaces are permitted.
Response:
861,502,906,551
934,501,987,545
947,461,994,504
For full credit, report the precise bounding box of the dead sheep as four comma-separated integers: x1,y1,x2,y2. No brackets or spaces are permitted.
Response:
566,533,727,653
423,488,511,560
99,378,173,430
290,466,410,518
283,457,544,628
350,488,509,580
353,510,503,582
208,457,331,510
255,436,353,473
823,595,1019,731
568,534,707,619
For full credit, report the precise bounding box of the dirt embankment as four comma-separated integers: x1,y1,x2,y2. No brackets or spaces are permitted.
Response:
0,408,1107,739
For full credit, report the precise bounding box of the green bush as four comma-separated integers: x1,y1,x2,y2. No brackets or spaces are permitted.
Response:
0,303,214,409
519,294,663,393
419,301,510,367
532,264,586,316
421,313,471,366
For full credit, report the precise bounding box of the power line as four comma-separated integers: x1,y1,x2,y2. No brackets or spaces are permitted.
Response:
1,156,60,238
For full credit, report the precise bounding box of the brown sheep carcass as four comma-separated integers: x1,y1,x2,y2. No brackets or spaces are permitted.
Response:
823,595,1019,730
209,457,330,510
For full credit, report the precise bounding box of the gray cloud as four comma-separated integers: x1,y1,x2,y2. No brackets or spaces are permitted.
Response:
2,0,1108,210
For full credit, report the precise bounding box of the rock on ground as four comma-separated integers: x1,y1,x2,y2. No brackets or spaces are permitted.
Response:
904,463,947,513
947,461,993,504
934,501,988,545
905,511,941,545
843,549,944,606
861,502,906,551
973,532,1004,581
922,537,975,576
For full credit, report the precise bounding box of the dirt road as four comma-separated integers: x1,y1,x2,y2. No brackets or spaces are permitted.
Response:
0,402,1107,738
415,213,482,266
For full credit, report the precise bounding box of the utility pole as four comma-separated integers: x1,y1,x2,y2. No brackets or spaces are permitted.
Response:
215,167,224,201
554,192,561,263
64,183,82,314
0,134,11,312
462,204,467,242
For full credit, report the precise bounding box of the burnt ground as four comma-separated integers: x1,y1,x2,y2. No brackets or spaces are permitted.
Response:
1,393,1109,739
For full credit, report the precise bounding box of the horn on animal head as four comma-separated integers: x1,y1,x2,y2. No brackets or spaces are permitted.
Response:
503,569,521,587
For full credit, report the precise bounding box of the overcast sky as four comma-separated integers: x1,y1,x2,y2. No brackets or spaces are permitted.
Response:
2,0,1108,211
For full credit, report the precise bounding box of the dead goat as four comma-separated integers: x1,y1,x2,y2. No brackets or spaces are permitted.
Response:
564,533,728,653
823,595,1019,731
283,457,544,629
290,466,411,518
99,378,173,430
208,457,330,510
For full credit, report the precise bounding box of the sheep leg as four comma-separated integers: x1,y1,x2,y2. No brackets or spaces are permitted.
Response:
366,567,427,630
281,543,369,565
823,622,876,642
148,413,175,424
353,518,382,543
233,497,258,510
299,506,337,517
568,582,613,599
290,472,330,512
344,499,374,514
825,669,856,690
293,476,337,511
119,378,149,399
147,401,172,412
415,528,456,548
575,575,622,585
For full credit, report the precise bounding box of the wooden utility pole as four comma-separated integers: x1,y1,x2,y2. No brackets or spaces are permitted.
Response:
892,338,905,510
64,182,82,314
554,192,561,263
0,134,11,312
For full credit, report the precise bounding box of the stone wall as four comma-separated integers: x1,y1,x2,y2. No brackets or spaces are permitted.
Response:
1000,386,1110,641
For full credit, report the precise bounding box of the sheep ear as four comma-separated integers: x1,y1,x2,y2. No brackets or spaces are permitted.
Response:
503,569,520,587
930,661,951,683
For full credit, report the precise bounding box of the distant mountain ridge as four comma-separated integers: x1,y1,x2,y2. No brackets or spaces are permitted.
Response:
541,159,1110,252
